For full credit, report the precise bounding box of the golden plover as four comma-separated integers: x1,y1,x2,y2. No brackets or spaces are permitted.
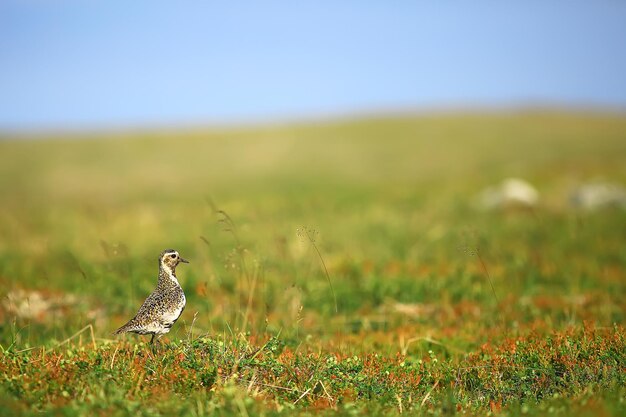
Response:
114,249,188,344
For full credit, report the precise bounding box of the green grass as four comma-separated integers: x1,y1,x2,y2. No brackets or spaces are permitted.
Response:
0,111,625,416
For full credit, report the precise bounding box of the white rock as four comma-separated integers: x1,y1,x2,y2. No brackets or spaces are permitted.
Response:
570,182,626,210
477,178,540,209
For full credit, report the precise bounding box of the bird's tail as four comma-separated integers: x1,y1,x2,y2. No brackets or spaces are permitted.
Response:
113,320,134,335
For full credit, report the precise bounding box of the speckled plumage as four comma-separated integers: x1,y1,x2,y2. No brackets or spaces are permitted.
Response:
114,249,188,343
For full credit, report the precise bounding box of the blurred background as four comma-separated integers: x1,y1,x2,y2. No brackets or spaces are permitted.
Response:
0,1,625,347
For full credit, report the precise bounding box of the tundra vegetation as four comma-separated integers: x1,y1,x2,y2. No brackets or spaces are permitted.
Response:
0,112,625,416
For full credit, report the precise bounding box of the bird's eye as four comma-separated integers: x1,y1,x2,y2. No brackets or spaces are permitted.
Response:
170,254,177,259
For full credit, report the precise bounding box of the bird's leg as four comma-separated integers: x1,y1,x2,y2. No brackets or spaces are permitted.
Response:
149,334,159,355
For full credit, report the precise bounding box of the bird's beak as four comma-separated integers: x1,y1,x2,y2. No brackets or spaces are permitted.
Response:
179,257,189,264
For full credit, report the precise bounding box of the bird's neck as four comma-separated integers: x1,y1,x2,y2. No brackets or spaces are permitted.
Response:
158,264,180,288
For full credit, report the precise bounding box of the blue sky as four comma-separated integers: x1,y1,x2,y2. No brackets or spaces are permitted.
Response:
1,1,625,130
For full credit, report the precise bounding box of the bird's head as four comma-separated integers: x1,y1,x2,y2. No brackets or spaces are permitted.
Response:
159,249,189,272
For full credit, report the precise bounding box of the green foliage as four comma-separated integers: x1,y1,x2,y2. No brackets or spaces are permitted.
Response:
0,112,625,415
0,327,624,416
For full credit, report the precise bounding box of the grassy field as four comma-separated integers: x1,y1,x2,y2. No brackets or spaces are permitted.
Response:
0,111,625,416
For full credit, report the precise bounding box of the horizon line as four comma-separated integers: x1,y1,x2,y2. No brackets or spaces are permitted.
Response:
1,102,625,140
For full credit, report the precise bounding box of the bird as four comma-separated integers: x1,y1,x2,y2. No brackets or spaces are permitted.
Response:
114,249,189,344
